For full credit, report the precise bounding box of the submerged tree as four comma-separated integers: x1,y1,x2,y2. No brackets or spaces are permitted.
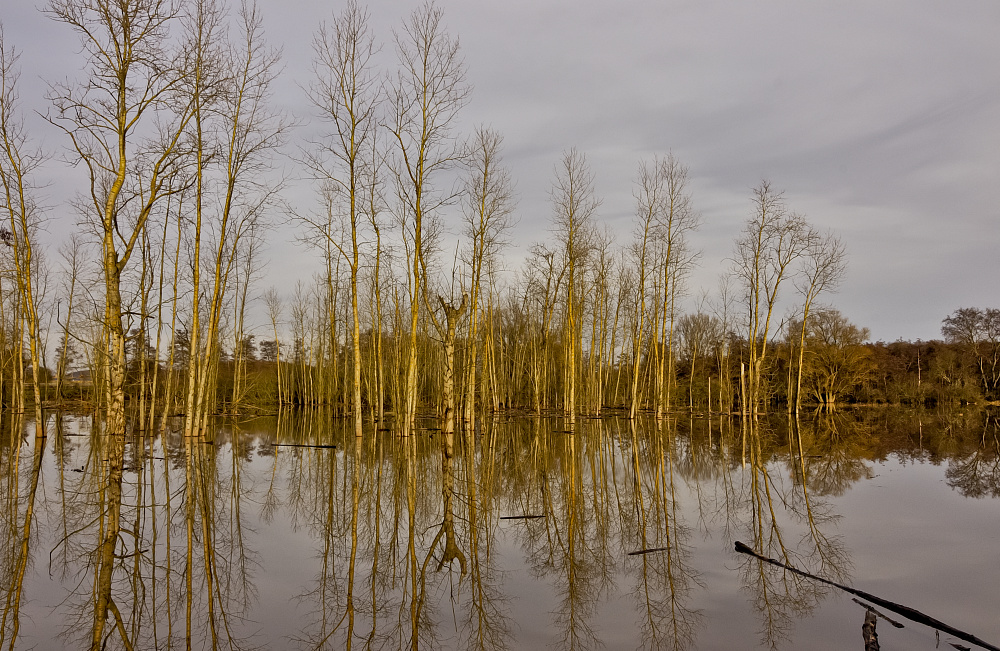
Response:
182,0,286,436
46,0,192,438
460,126,516,427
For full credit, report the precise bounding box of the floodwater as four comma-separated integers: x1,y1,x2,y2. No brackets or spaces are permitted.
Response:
2,409,1000,650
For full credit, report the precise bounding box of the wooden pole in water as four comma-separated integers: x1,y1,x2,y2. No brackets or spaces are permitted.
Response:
862,609,879,651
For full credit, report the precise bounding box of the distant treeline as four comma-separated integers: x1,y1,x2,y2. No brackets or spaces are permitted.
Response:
35,305,1000,414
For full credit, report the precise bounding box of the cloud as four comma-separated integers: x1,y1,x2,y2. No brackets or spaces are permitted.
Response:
3,0,998,342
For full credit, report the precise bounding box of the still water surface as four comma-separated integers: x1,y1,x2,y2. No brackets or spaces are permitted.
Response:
3,409,1000,650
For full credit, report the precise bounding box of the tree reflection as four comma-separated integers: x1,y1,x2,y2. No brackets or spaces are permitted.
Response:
525,422,605,650
4,409,1000,648
791,413,875,497
732,416,851,649
946,413,1000,498
459,421,511,651
623,419,704,651
37,414,262,650
0,413,44,648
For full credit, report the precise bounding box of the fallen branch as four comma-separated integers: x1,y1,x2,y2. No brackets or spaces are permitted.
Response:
852,598,904,628
735,541,1000,651
628,547,669,556
272,443,338,449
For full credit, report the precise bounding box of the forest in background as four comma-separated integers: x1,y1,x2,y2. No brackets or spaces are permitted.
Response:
1,0,998,441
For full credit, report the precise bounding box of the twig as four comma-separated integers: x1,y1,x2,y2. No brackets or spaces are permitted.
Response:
628,547,669,556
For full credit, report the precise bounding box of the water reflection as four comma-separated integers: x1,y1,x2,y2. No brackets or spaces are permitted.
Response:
2,408,1000,649
733,417,850,648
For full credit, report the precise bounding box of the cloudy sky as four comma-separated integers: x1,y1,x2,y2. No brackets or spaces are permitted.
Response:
4,0,999,342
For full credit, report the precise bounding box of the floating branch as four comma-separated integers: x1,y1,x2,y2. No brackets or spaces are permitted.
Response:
500,515,545,520
628,547,669,556
735,541,1000,651
853,598,904,628
272,443,338,449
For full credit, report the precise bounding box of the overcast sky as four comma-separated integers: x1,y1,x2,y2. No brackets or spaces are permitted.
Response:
4,0,999,342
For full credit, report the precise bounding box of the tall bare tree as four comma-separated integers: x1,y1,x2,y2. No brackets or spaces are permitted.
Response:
792,228,846,414
46,0,193,438
460,126,515,427
183,0,286,436
628,154,698,418
731,181,808,414
0,27,46,430
306,0,380,437
550,148,599,424
387,1,468,434
646,154,698,417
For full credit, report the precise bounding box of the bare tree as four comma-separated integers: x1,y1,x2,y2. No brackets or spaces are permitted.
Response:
550,148,600,424
677,311,724,411
0,26,47,428
731,181,808,414
792,229,846,414
628,154,698,417
263,285,284,403
306,0,380,436
46,0,193,438
363,136,387,422
55,235,87,401
386,1,469,434
648,154,699,417
460,126,515,426
182,0,287,436
523,243,565,413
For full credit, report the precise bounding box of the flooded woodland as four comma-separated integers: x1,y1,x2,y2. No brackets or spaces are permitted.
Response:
2,2,1000,650
2,408,1000,650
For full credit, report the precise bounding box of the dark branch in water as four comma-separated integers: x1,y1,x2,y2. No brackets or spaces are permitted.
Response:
500,515,545,520
735,541,1000,651
852,598,904,628
628,547,669,556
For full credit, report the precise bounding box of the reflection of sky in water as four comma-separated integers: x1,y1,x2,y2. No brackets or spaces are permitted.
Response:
5,412,1000,650
836,457,1000,647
